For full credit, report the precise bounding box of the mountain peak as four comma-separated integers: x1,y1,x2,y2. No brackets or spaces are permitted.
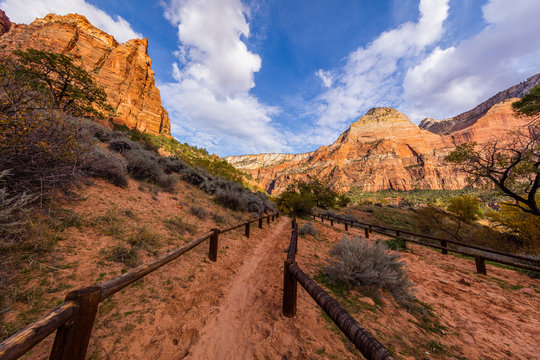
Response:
350,107,410,130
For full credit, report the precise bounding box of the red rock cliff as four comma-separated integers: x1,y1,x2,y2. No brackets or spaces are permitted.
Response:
0,13,170,135
228,108,467,194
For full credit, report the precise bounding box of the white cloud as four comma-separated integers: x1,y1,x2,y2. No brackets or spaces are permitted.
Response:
402,0,540,121
160,0,288,156
312,0,450,144
0,0,141,43
316,69,333,88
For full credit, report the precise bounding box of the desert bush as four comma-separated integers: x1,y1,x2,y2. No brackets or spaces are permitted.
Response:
128,227,160,251
165,217,198,236
190,206,208,219
324,235,414,307
159,156,189,174
106,246,139,268
299,222,318,239
108,138,140,154
487,204,540,253
82,145,128,187
123,148,177,191
211,213,226,224
215,188,245,211
182,166,211,186
0,171,35,242
447,195,482,221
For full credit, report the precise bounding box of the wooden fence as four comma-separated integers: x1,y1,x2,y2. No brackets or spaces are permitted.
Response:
313,213,540,275
282,217,395,360
0,212,279,360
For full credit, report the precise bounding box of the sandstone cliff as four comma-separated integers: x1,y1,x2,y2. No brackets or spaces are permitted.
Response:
228,108,469,194
0,9,10,35
0,12,170,135
419,73,540,134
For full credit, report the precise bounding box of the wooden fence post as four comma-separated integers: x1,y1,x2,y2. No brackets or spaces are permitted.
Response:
209,229,219,262
258,218,263,229
440,240,448,255
49,287,101,360
330,219,334,226
267,215,270,224
245,221,250,238
272,214,275,222
475,256,487,275
365,227,369,238
282,260,297,317
345,222,348,231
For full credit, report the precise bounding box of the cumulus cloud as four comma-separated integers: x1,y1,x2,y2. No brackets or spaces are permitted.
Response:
160,0,288,156
0,0,141,43
402,0,540,121
312,0,450,144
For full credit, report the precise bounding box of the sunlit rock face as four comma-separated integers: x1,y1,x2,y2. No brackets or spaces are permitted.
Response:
419,73,540,135
0,13,170,135
227,99,536,195
227,107,466,194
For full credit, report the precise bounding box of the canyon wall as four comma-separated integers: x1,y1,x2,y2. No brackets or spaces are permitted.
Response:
0,12,170,135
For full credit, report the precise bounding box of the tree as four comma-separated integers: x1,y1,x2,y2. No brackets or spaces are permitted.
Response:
512,84,540,117
13,48,112,117
446,120,539,216
276,178,339,215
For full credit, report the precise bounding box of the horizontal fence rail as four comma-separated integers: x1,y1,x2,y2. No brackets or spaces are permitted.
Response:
313,214,540,275
282,218,395,360
0,212,279,360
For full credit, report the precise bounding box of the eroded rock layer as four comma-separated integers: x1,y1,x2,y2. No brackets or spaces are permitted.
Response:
227,103,535,195
0,13,170,135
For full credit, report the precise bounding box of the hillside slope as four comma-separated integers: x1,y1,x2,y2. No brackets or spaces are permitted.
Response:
0,11,170,135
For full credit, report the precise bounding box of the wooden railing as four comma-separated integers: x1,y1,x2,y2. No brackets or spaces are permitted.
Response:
282,217,395,360
0,212,279,360
313,213,540,275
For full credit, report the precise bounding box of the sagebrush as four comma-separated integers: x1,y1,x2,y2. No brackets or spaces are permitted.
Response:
324,235,414,307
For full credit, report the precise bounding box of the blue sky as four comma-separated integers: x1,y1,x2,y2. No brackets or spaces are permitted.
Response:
1,0,539,156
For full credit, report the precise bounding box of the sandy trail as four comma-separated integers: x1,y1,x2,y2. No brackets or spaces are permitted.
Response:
186,217,290,359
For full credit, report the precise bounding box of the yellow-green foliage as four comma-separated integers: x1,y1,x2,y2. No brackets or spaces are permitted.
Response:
447,195,482,221
487,204,540,253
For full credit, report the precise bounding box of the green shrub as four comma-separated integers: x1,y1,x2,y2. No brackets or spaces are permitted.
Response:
324,235,414,307
447,195,482,221
165,217,197,236
128,227,160,250
487,204,540,253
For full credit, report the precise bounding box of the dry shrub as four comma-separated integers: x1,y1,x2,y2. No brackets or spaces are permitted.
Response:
82,145,128,187
0,171,35,243
299,222,318,239
324,235,414,307
190,206,208,219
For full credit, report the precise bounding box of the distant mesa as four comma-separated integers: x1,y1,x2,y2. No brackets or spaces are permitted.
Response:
0,10,170,135
227,77,538,195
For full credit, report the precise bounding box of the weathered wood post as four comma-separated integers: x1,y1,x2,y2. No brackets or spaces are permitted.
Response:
272,214,275,222
365,227,370,238
440,240,448,254
267,215,270,224
330,218,334,226
475,256,487,275
49,287,101,360
258,217,263,229
345,222,348,231
283,260,297,317
245,221,250,238
209,228,219,262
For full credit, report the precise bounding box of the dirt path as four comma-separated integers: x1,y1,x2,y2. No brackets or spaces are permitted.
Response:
186,217,290,359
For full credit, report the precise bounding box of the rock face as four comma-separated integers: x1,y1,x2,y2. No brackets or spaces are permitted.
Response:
228,108,468,194
228,101,537,195
0,9,10,35
0,13,170,135
419,73,540,135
